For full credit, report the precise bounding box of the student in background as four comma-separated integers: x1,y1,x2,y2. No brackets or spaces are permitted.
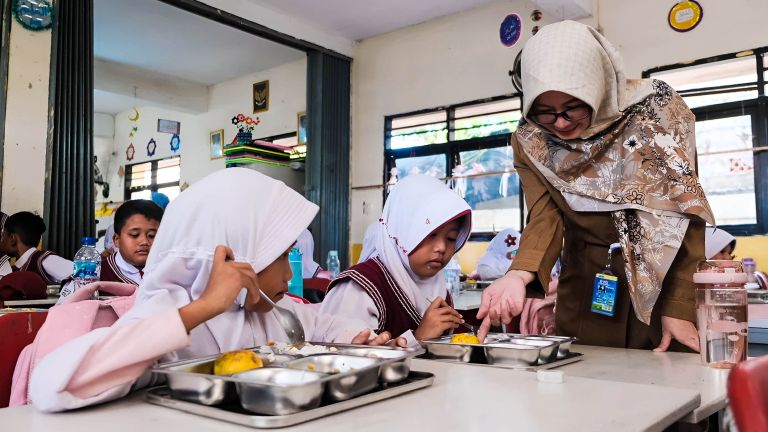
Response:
321,174,472,346
0,212,12,277
59,200,163,301
0,211,72,285
470,228,521,281
295,229,332,279
704,227,736,260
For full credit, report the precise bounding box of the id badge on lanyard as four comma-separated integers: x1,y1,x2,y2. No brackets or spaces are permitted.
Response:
591,243,622,317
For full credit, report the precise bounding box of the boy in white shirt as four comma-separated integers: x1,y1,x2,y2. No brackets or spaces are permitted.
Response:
0,211,72,284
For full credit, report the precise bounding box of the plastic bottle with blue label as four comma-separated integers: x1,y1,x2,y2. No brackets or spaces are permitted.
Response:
287,247,303,297
326,250,341,279
72,236,102,298
444,258,462,301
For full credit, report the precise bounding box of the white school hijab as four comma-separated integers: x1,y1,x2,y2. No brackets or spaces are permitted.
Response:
296,229,321,277
136,168,326,355
475,228,521,280
359,174,471,315
704,227,736,260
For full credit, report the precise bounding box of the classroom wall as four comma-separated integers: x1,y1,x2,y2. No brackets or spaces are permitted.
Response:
1,20,52,215
349,0,768,245
98,58,307,203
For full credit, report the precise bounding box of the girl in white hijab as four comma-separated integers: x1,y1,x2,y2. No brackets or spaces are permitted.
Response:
296,228,322,278
320,175,472,346
704,227,736,260
29,168,395,412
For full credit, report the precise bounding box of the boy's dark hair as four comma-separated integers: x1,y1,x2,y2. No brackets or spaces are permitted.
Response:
5,211,46,247
114,200,164,234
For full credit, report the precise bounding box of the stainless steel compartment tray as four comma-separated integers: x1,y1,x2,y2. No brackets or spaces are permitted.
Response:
425,352,584,371
150,351,296,406
421,333,578,368
150,344,424,409
285,354,381,401
145,371,435,429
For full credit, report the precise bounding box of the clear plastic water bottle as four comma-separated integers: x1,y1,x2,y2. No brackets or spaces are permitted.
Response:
743,257,757,285
444,258,461,300
72,236,101,298
287,247,303,297
326,250,341,279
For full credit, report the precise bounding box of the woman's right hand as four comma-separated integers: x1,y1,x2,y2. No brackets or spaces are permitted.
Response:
414,297,464,340
476,270,531,341
179,245,260,332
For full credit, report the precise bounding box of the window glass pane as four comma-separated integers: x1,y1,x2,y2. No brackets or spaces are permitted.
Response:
653,56,756,88
764,54,767,94
454,112,521,141
391,111,446,129
394,154,446,180
156,158,181,184
681,91,758,109
696,115,756,225
456,147,520,232
130,190,152,200
455,99,521,118
157,186,181,202
653,56,758,108
390,123,448,150
128,162,151,188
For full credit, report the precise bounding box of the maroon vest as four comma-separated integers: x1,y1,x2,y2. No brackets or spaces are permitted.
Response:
100,251,140,286
327,257,453,338
15,250,57,285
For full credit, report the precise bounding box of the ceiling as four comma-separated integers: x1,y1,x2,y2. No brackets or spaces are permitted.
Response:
94,0,305,86
253,0,501,41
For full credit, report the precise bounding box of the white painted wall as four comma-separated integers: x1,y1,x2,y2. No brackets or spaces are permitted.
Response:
597,0,768,77
94,59,210,114
349,0,768,243
1,20,52,214
101,58,307,202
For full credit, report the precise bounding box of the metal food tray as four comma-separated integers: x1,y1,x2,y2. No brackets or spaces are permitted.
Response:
150,343,424,415
421,333,581,369
145,371,435,429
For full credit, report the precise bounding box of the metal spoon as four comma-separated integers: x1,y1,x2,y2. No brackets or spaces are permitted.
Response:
460,321,479,335
259,289,306,348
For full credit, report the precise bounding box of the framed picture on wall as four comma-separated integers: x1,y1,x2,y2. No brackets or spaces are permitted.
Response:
210,129,224,160
253,80,269,113
158,119,181,134
297,111,307,145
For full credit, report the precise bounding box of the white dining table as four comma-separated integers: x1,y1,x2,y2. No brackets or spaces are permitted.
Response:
1,356,700,432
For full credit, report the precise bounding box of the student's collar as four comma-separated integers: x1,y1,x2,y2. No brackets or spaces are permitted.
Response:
115,250,141,275
15,248,36,268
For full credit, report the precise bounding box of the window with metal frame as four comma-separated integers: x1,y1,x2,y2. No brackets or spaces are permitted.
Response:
644,47,768,235
384,96,525,234
124,156,181,202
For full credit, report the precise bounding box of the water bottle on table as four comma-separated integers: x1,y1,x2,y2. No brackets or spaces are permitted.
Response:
326,250,340,279
72,236,102,299
443,258,461,301
288,247,303,297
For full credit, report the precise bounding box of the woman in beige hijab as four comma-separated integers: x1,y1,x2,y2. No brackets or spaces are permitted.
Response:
477,21,713,352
